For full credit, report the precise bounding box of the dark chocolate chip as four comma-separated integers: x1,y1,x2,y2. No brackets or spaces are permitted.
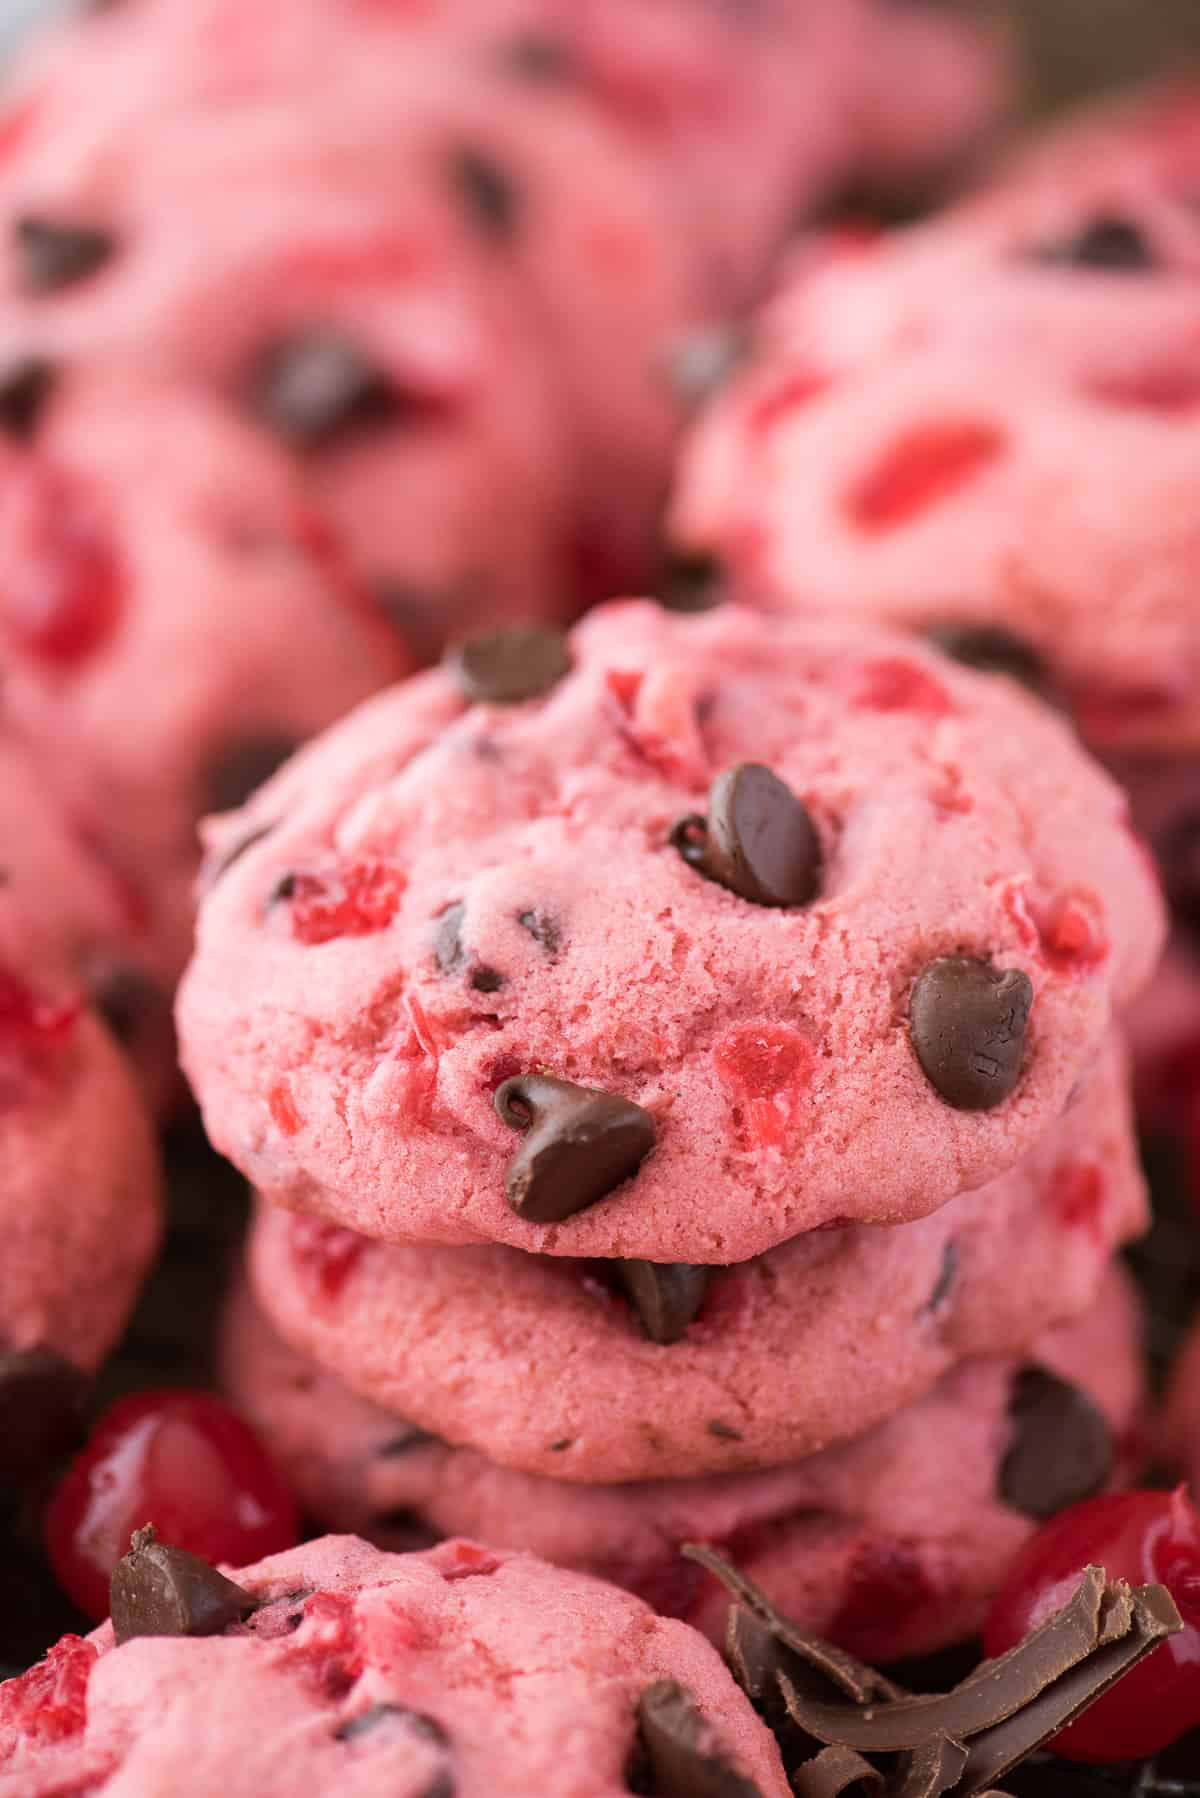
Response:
470,966,505,993
495,33,577,83
250,330,397,450
206,734,297,816
672,764,822,908
518,909,560,953
450,146,520,239
658,551,726,614
1032,214,1155,272
615,1261,709,1344
999,1368,1114,1521
377,1424,439,1458
925,1242,958,1314
109,1526,256,1646
925,623,1050,698
495,1073,656,1223
336,1704,449,1745
1159,809,1200,942
909,956,1033,1111
435,903,466,971
708,1420,743,1441
0,356,54,439
447,624,571,704
634,1679,764,1798
89,962,171,1055
0,1347,88,1486
14,216,116,292
369,1509,440,1550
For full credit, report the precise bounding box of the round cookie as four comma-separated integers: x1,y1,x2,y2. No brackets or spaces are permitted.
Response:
0,893,161,1393
0,1534,791,1798
178,601,1164,1262
0,372,408,984
223,1266,1143,1664
244,1032,1144,1484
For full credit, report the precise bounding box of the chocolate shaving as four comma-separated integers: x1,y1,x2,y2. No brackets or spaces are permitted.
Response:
635,1679,764,1797
793,1744,883,1797
893,1737,968,1798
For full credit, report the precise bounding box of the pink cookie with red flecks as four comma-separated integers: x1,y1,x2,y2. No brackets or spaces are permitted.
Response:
0,371,409,985
224,1264,1144,1665
242,1033,1144,1484
178,601,1163,1264
0,1534,790,1798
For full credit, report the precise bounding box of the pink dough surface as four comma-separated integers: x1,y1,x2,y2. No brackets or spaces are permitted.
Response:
223,1266,1143,1665
0,1535,790,1798
178,601,1164,1261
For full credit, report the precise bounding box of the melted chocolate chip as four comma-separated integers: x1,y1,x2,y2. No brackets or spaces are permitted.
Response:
925,623,1049,698
615,1261,710,1344
206,734,297,816
658,551,726,614
110,1527,256,1645
518,909,560,953
14,216,115,292
495,1074,656,1223
909,956,1033,1111
435,903,466,971
447,624,571,704
999,1368,1114,1521
450,146,520,239
0,1348,88,1486
470,966,505,993
1159,809,1200,942
634,1680,764,1798
0,356,54,439
672,764,822,909
1033,214,1155,272
250,330,397,449
708,1420,743,1441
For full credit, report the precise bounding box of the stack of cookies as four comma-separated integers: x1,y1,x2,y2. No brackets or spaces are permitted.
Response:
180,598,1163,1664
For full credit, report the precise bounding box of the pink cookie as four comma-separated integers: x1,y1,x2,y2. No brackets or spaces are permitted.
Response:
178,601,1164,1263
223,1266,1143,1665
0,372,408,984
671,95,1200,755
0,1534,790,1798
244,1033,1143,1484
0,895,161,1398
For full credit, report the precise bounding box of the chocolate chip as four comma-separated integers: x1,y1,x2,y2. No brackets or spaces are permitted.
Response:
634,1680,764,1798
615,1261,709,1344
999,1368,1114,1521
909,956,1033,1111
0,1348,88,1486
435,903,466,971
109,1526,256,1645
450,146,520,239
672,764,822,908
1032,214,1155,272
14,216,115,292
369,1509,440,1550
708,1420,743,1441
447,624,571,704
377,1425,439,1457
925,623,1049,698
89,962,171,1055
495,33,577,83
250,330,397,450
336,1704,448,1745
206,734,297,816
518,909,560,953
0,357,54,440
495,1074,656,1223
925,1242,958,1314
1159,809,1200,943
658,551,726,613
470,966,504,993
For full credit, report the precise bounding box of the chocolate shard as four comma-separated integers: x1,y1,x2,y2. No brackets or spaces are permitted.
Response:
0,356,54,439
792,1744,882,1797
110,1526,257,1646
615,1260,710,1344
14,216,115,292
778,1568,1112,1753
494,1074,656,1223
998,1368,1114,1521
635,1679,764,1798
447,623,571,704
892,1736,968,1798
958,1583,1181,1795
0,1347,88,1486
671,763,822,909
909,956,1032,1111
684,1545,902,1706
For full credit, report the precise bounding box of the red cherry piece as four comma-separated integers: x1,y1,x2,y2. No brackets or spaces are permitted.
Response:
1039,895,1108,972
853,656,954,717
288,1215,365,1303
268,1083,303,1138
1088,364,1200,415
45,1390,298,1621
714,1024,814,1151
0,1636,96,1760
984,1487,1200,1762
284,860,406,946
829,1538,938,1664
0,461,123,666
431,1540,500,1581
845,421,1004,534
746,371,831,440
291,1590,363,1699
1052,1160,1107,1239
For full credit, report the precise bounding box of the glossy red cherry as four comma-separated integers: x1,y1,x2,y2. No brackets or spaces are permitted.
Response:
45,1390,298,1621
984,1488,1200,1762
